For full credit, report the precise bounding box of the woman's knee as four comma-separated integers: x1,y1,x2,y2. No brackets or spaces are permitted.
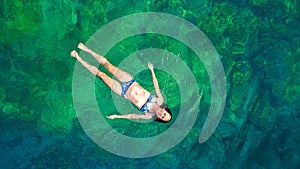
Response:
105,63,117,73
97,71,106,78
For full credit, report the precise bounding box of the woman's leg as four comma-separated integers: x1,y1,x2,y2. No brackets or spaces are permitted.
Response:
78,43,133,82
71,50,122,96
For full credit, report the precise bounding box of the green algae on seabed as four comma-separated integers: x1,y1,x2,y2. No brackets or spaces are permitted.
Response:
1,0,42,44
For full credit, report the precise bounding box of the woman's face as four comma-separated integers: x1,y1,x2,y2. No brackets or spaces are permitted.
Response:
157,109,171,122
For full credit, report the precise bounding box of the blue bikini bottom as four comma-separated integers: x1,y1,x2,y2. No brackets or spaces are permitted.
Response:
140,94,156,113
121,79,135,97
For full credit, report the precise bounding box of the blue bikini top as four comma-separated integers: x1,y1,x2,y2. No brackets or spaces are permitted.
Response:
140,94,156,113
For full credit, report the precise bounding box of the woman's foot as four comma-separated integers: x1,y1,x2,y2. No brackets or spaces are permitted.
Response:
70,50,100,76
70,50,79,59
77,43,107,65
78,43,89,52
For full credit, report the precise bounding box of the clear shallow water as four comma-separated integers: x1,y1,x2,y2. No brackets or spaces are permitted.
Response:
1,0,299,168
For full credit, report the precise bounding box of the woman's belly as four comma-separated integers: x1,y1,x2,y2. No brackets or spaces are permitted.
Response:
124,82,151,109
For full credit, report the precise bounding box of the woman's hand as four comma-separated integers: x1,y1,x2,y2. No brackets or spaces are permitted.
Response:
147,62,154,70
106,115,119,119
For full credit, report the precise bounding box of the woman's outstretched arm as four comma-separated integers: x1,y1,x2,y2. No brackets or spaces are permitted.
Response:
107,113,154,120
148,62,164,105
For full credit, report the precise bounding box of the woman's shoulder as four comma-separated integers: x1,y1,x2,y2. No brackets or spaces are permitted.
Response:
153,95,165,106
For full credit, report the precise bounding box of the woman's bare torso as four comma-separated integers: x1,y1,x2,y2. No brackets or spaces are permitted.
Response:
124,82,151,109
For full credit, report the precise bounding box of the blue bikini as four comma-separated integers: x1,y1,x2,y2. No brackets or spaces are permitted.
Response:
140,94,156,113
121,79,135,97
121,79,156,113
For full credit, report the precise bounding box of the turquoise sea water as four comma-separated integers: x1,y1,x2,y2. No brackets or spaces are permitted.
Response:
1,0,299,168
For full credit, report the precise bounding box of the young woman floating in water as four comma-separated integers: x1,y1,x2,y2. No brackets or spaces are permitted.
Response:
71,43,172,123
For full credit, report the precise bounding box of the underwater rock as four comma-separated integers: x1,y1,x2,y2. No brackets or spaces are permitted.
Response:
1,0,42,44
41,82,76,133
91,1,105,18
41,57,70,81
217,121,237,139
282,149,300,169
271,83,287,98
284,85,300,103
105,0,135,21
0,87,6,107
251,148,282,169
0,121,47,169
284,50,300,104
250,100,277,132
134,0,149,12
157,150,180,168
38,0,78,46
196,155,217,169
227,60,257,128
275,107,292,128
265,41,290,81
0,46,13,72
231,61,251,86
0,127,18,143
185,0,210,9
249,0,269,7
290,49,300,70
2,103,19,119
196,2,255,59
237,125,264,164
291,108,300,129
